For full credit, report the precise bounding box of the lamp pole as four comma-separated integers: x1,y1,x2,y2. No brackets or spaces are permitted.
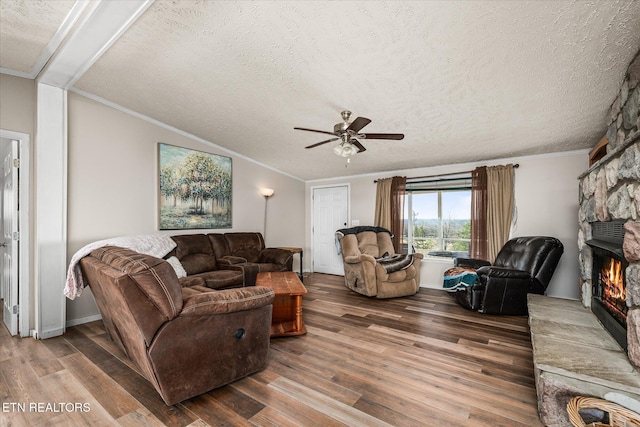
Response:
261,188,274,241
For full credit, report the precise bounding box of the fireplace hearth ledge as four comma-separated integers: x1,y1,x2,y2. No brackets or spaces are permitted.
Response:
528,294,640,427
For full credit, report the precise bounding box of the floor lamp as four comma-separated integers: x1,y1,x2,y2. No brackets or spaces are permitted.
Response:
261,188,274,241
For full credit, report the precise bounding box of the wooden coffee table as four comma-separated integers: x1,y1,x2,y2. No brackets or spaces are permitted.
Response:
256,271,307,337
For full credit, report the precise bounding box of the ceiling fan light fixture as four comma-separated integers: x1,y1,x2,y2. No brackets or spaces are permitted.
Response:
333,142,357,157
296,110,404,155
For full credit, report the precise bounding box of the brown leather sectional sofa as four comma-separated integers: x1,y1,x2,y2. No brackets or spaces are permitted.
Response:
168,232,293,288
79,232,293,405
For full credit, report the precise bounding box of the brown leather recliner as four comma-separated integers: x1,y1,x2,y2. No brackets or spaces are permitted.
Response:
336,226,423,298
453,236,564,315
80,246,274,405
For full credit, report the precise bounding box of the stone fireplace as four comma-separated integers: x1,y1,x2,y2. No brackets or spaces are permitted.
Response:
528,52,640,427
578,134,640,368
578,49,640,365
528,132,640,427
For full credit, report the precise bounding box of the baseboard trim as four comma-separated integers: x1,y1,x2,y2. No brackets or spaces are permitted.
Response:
420,283,445,289
65,314,102,328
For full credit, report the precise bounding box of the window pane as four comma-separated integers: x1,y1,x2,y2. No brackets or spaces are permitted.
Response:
410,192,438,254
405,190,471,257
441,191,471,254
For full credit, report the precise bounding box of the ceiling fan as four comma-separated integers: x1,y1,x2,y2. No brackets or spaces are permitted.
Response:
294,110,404,157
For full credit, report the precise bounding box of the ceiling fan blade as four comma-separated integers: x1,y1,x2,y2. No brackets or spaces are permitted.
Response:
351,140,367,153
305,137,339,149
361,133,405,140
294,127,337,137
347,117,371,133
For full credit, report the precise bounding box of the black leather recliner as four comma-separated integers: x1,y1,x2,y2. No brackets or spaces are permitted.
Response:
453,236,564,315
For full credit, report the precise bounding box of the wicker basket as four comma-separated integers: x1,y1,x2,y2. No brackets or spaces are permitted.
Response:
567,396,640,427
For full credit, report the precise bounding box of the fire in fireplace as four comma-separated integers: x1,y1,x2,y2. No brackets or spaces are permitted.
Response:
587,221,628,351
596,254,627,326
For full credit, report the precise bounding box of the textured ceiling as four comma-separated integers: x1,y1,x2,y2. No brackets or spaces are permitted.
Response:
2,1,640,180
0,0,76,76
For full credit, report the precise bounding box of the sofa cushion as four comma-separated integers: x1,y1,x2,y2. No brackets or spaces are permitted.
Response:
181,287,275,315
172,234,217,274
258,248,293,266
234,248,260,263
375,263,417,282
208,233,230,258
225,233,264,262
357,231,382,257
189,270,244,290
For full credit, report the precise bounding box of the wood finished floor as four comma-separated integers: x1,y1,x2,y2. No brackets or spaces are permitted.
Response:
0,274,543,426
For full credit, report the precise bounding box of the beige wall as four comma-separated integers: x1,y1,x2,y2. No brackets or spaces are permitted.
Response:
0,74,36,330
66,93,305,323
305,150,588,300
0,74,35,135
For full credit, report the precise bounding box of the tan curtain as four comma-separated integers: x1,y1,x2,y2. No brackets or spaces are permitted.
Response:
374,176,406,253
470,167,488,260
486,164,515,262
374,178,392,231
390,176,406,253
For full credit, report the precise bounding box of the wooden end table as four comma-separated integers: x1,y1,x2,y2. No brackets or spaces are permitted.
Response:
256,271,307,337
277,247,303,280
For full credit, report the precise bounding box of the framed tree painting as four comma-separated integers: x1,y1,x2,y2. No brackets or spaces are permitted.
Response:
158,143,232,229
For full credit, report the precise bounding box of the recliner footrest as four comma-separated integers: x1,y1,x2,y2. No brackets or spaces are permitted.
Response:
454,285,483,311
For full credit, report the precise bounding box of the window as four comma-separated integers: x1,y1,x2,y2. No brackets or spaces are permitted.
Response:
403,184,471,258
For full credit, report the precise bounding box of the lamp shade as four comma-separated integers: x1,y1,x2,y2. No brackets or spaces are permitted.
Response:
261,188,274,197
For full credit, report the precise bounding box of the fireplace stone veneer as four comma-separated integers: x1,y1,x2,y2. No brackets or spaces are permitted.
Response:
529,50,640,426
529,133,640,426
578,133,640,367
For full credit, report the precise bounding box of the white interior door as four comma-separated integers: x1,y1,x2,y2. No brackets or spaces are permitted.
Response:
312,185,348,275
2,139,18,335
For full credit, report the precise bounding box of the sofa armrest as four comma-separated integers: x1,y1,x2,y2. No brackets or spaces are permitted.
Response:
217,255,248,266
181,286,274,316
455,257,491,269
342,254,376,265
259,248,293,266
477,266,531,280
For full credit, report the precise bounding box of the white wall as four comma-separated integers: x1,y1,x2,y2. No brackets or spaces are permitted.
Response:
66,93,305,324
305,150,588,300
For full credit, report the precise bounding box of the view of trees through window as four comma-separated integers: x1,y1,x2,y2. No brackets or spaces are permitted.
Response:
403,190,471,257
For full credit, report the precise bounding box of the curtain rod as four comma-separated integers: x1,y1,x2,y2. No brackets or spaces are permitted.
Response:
373,164,519,183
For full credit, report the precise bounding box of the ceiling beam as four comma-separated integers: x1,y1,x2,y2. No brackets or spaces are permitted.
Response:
37,0,154,89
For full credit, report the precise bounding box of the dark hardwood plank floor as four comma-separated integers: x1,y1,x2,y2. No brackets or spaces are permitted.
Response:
0,274,543,426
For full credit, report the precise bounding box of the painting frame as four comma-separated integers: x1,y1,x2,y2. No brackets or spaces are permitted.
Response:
158,143,232,230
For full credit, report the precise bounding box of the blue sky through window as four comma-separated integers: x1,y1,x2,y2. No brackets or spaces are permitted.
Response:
409,191,471,220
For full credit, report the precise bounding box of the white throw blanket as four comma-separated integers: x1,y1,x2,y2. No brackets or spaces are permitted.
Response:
64,234,177,300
